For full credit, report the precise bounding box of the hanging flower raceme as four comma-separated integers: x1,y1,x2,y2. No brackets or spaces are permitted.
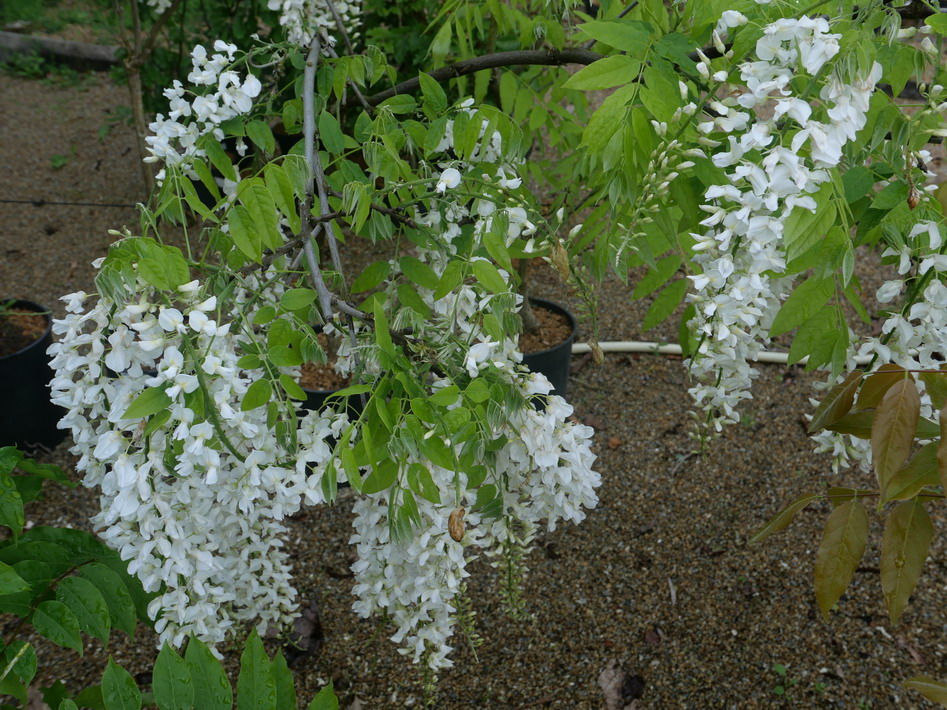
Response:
685,14,880,431
144,41,261,183
267,0,360,47
48,249,341,650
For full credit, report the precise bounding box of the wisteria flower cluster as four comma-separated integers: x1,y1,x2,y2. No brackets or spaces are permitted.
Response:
144,41,261,183
267,0,360,47
686,15,880,430
48,254,341,649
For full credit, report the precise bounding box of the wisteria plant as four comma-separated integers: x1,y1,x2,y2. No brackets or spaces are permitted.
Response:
29,0,947,705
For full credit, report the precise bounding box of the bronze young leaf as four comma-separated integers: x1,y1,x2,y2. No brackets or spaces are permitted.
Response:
809,371,863,433
880,499,933,625
939,405,947,491
814,499,869,620
871,378,920,489
749,492,821,545
904,676,947,707
856,363,906,410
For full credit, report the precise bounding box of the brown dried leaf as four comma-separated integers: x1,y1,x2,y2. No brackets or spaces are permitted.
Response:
856,364,906,410
883,443,939,502
810,371,863,433
881,499,933,624
871,379,921,489
815,499,869,620
904,676,947,707
749,492,821,545
448,507,465,542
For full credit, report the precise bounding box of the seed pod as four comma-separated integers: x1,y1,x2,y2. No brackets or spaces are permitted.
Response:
448,507,466,542
908,186,921,210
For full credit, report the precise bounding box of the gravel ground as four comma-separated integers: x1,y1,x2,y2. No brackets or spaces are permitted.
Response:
3,70,947,710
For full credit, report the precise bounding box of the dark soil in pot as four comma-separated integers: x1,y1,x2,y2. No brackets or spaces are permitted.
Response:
519,298,576,399
0,305,48,357
0,300,66,451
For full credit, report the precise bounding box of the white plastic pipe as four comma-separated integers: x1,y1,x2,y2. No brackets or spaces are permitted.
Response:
571,341,875,366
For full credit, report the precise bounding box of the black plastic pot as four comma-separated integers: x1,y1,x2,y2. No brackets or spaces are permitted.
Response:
300,385,364,417
0,300,66,451
521,298,576,400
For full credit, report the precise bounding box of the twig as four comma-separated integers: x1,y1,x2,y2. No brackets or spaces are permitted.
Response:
323,0,355,56
327,189,419,228
364,48,603,105
142,0,185,55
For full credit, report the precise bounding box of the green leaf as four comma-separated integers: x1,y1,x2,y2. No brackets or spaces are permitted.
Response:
633,254,681,299
433,261,464,300
271,650,296,710
397,284,431,319
318,112,345,154
361,459,398,495
228,206,263,263
279,374,307,401
642,279,687,331
56,577,110,644
814,499,869,620
246,120,275,154
121,386,171,420
185,638,232,710
562,55,641,90
418,72,447,117
200,137,236,182
471,261,507,294
926,14,947,35
264,164,300,233
465,378,490,403
154,643,193,710
102,658,141,710
842,166,875,203
1,641,36,685
280,288,317,311
881,499,933,624
769,277,835,337
578,20,651,53
872,379,921,489
307,682,338,710
352,261,391,292
373,301,392,353
237,631,276,710
904,676,947,705
429,385,459,407
749,493,821,545
77,563,137,637
407,463,440,505
784,202,837,263
241,379,273,411
399,257,438,290
74,685,105,710
33,600,83,654
0,475,24,537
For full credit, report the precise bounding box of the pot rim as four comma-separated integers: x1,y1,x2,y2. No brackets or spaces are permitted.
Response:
521,297,577,358
0,299,52,362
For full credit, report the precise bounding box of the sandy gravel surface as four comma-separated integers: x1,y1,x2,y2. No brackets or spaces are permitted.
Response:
3,70,947,709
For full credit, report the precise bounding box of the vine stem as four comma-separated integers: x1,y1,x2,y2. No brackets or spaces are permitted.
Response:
300,36,336,321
